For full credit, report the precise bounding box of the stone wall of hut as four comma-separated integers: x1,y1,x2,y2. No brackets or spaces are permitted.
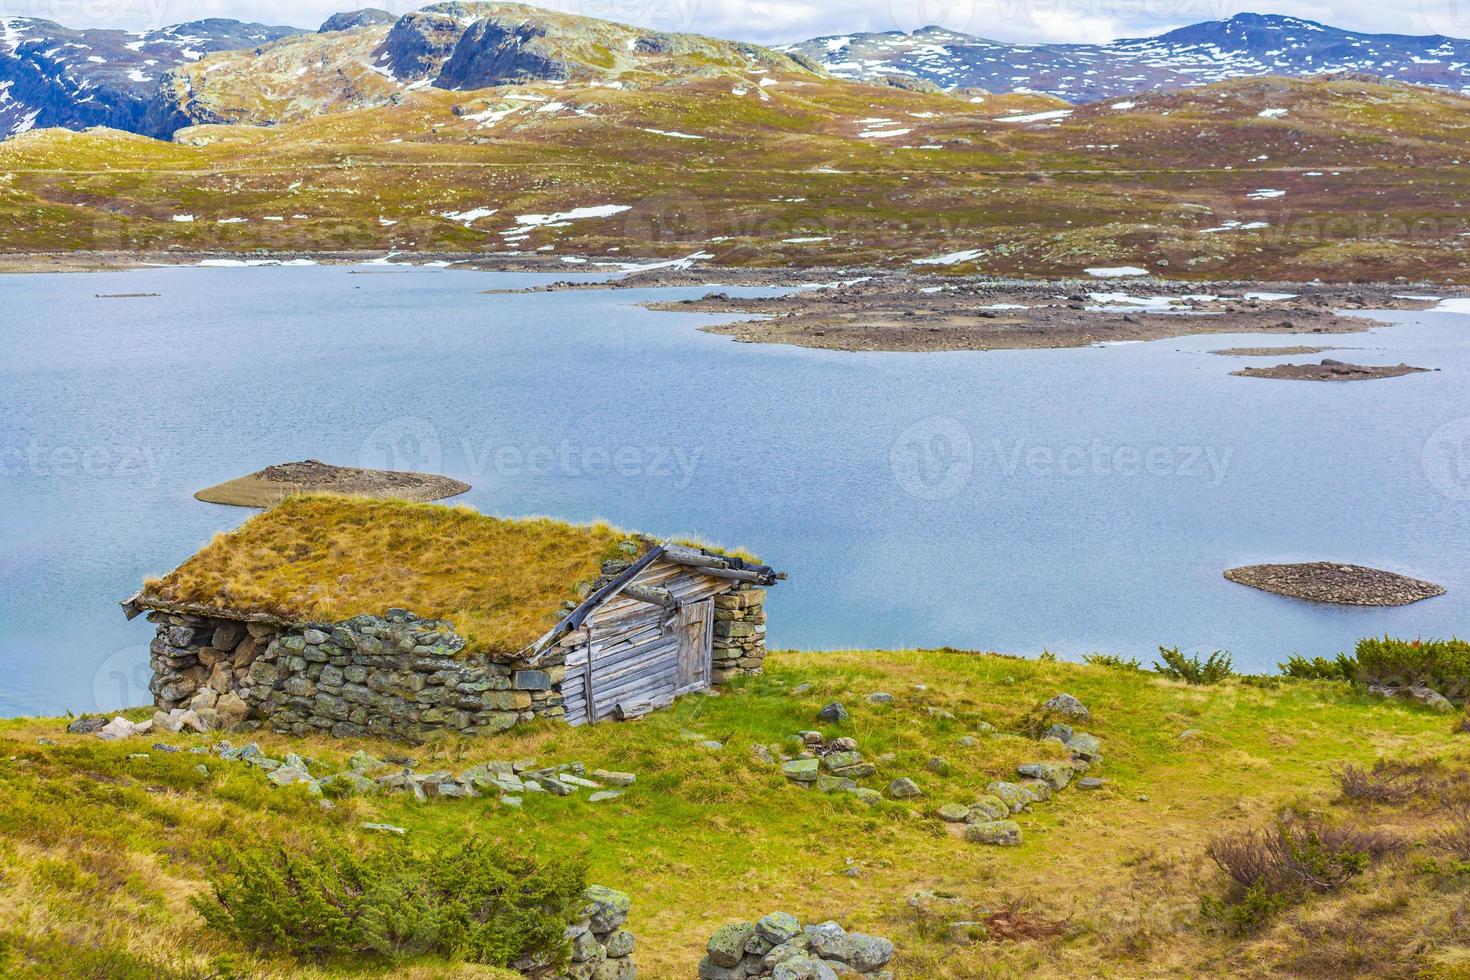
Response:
146,580,766,740
713,584,767,683
147,609,563,740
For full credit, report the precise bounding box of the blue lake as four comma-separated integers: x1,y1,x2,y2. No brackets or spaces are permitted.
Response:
2,264,1468,715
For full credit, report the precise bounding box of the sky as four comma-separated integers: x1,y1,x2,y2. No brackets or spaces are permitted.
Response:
3,0,1469,46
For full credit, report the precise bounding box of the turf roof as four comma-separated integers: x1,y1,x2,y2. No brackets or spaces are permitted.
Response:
137,495,641,653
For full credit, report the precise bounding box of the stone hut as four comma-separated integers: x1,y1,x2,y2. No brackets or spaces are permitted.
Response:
122,495,781,740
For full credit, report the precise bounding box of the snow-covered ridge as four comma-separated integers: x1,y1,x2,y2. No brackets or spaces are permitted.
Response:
783,13,1470,103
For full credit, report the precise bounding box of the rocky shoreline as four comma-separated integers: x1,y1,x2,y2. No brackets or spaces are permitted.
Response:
7,250,1465,354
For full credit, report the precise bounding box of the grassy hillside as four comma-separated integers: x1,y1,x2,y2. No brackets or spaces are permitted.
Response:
1,72,1467,280
2,648,1466,977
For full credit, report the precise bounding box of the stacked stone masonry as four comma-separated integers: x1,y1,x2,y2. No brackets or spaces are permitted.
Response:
147,581,765,740
713,586,767,684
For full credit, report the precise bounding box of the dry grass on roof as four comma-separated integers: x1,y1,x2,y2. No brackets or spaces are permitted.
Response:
139,495,639,653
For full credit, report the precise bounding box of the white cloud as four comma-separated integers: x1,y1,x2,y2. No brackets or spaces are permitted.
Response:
1,0,1465,48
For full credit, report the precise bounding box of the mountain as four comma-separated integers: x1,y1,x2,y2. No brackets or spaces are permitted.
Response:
782,13,1470,103
2,2,812,138
0,17,304,138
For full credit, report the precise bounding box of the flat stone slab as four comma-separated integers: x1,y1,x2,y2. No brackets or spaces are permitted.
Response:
194,459,469,507
1225,562,1445,606
1231,358,1429,382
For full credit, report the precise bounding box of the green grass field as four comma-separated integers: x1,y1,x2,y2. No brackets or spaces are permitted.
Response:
2,648,1466,977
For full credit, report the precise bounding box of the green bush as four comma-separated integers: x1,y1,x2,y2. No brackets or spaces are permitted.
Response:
1153,647,1234,685
1083,653,1143,672
1202,816,1401,934
194,835,586,966
1279,653,1358,682
1355,636,1470,698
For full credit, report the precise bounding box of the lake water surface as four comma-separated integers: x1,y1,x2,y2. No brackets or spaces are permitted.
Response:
3,264,1468,715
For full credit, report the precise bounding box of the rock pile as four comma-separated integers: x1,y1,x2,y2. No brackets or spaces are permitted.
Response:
777,731,884,804
555,885,637,980
699,914,894,979
198,742,638,804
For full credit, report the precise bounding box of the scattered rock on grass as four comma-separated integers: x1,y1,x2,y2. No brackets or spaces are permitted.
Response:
1370,683,1455,713
1078,777,1106,790
888,777,923,799
1041,693,1090,721
66,716,108,735
817,702,849,723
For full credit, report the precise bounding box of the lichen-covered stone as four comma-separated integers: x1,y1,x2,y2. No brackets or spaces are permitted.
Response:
706,922,756,968
965,820,1023,845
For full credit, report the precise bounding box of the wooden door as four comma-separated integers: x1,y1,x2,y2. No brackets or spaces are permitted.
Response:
675,599,713,694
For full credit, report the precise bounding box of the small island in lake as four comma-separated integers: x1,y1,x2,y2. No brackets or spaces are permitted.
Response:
193,459,469,507
1231,358,1429,382
1225,562,1446,606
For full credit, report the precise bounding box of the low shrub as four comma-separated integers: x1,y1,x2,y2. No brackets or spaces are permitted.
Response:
1154,647,1234,685
195,835,586,966
1279,654,1358,682
1355,636,1470,699
1332,759,1442,805
1432,807,1470,862
1202,816,1402,934
1083,653,1143,672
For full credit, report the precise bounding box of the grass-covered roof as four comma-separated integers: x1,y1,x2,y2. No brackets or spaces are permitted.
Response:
137,495,641,652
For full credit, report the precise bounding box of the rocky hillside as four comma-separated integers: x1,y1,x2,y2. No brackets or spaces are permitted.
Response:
2,3,819,139
2,71,1466,282
154,2,816,131
0,17,302,138
784,13,1470,103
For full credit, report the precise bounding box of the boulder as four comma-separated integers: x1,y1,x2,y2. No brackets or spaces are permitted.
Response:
1017,762,1074,791
966,820,1023,846
810,931,894,972
936,803,971,823
706,922,756,968
1370,683,1455,713
1066,733,1103,761
215,692,249,731
66,716,108,735
756,912,802,945
887,777,923,799
96,716,148,740
970,794,1010,821
1041,693,1090,721
817,702,849,723
985,781,1031,813
583,885,632,933
782,759,821,783
1019,778,1053,802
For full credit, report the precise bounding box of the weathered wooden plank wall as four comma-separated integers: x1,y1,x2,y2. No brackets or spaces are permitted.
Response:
561,560,730,725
